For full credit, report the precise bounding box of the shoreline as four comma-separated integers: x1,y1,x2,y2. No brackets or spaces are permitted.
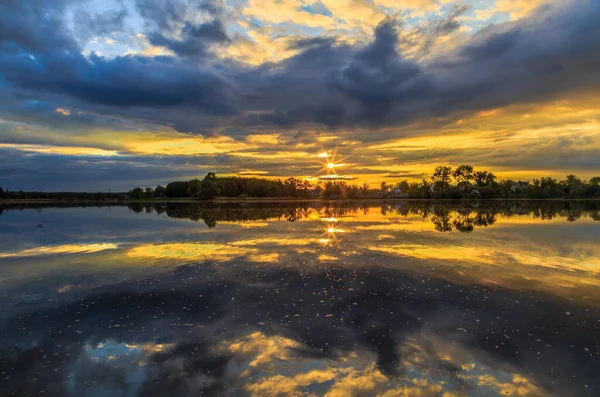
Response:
1,197,599,205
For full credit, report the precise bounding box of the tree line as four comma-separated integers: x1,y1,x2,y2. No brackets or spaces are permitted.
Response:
2,166,599,201
0,188,124,201
126,167,600,200
381,165,600,199
128,173,315,200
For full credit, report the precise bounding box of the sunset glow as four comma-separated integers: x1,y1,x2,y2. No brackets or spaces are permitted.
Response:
0,0,598,191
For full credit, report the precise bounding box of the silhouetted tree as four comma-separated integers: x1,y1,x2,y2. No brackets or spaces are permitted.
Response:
563,174,585,197
199,177,220,199
284,178,299,197
187,179,202,197
431,166,452,197
165,181,190,197
474,171,496,187
419,179,432,199
204,172,217,182
128,187,144,200
453,165,474,199
498,179,515,198
154,185,165,198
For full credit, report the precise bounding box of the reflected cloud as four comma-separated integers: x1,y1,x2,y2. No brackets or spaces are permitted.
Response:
247,253,280,264
225,332,545,397
0,202,599,396
126,243,252,262
231,237,312,247
0,243,119,258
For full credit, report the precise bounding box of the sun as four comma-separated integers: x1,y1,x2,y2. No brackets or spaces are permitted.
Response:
314,149,349,178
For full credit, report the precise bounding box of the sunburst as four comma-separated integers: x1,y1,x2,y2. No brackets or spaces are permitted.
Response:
318,221,346,245
317,149,346,175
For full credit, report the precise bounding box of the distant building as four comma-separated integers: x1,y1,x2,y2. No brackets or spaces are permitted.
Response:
390,188,406,198
470,189,480,197
311,186,324,197
511,181,529,194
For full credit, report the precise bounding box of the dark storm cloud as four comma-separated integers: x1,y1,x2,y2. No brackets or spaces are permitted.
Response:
148,20,231,58
1,51,237,111
0,0,75,54
0,148,226,191
332,19,422,118
136,0,230,58
0,97,140,132
0,0,236,119
1,0,600,136
229,1,600,131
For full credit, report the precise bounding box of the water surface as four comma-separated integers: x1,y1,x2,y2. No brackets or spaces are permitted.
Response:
0,201,599,396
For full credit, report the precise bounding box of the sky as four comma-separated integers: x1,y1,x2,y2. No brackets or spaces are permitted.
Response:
1,0,600,191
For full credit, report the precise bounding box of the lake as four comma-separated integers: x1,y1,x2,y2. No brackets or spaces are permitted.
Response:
0,201,599,396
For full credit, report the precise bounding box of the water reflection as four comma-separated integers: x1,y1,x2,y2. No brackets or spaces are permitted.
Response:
125,200,599,231
0,201,599,396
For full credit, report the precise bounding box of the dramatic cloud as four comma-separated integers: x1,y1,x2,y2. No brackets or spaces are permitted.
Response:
1,0,600,189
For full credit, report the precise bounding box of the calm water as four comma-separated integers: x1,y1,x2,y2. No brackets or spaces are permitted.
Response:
0,201,599,397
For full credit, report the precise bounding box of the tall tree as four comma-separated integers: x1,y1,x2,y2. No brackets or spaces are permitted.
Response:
187,179,202,197
420,179,432,199
154,185,165,197
431,166,452,197
165,181,190,197
474,171,487,187
204,172,217,182
498,179,515,198
453,165,474,199
284,178,299,197
200,178,220,200
128,187,144,200
563,174,584,196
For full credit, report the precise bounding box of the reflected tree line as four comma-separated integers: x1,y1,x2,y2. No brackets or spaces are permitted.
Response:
1,200,598,231
124,200,600,231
